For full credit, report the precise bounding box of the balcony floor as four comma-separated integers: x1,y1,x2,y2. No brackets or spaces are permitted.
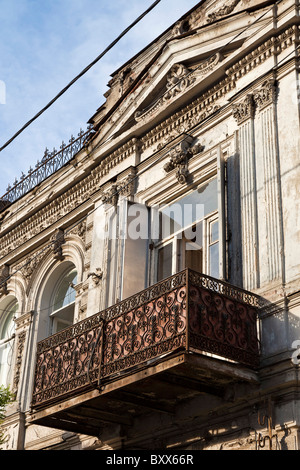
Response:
30,350,259,438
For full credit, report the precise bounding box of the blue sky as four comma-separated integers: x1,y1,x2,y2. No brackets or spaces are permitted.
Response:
0,0,199,196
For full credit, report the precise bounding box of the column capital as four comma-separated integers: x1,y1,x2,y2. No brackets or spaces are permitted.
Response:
253,79,277,111
232,94,255,125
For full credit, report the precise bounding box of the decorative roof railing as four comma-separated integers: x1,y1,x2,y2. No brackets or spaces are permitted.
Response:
0,125,95,210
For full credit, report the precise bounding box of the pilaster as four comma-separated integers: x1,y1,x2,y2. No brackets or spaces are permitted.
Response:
253,79,282,284
232,95,259,290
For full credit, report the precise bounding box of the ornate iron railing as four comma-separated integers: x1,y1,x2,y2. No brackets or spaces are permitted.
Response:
0,126,95,209
31,270,260,410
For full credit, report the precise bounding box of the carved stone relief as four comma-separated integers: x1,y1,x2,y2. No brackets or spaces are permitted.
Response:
135,54,222,123
12,331,26,396
171,18,191,37
12,311,34,396
232,79,277,123
87,268,103,286
232,94,255,125
102,170,136,207
15,251,47,283
69,219,87,242
207,0,242,23
50,228,65,261
163,139,204,184
0,264,9,297
101,184,119,207
253,79,277,111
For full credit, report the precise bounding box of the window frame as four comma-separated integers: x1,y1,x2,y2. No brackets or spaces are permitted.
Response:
0,299,18,387
49,266,77,335
153,176,221,281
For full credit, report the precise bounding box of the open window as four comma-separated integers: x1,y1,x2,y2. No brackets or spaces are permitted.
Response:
155,177,219,281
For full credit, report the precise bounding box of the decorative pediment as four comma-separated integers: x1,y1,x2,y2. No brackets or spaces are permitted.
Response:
89,0,270,145
134,53,223,124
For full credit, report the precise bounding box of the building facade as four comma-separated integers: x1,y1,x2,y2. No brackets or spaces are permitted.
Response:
0,0,300,450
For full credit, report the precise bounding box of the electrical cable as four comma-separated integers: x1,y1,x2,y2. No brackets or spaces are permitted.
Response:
0,0,162,153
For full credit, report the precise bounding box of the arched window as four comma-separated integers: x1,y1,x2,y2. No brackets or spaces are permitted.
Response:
0,299,18,387
49,267,77,334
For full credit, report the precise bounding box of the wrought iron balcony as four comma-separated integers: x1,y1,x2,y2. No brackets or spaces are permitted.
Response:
31,269,260,421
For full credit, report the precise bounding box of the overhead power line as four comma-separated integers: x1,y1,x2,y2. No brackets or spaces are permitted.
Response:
0,0,162,153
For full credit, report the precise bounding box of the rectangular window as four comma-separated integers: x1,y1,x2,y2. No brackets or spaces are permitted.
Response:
155,177,220,280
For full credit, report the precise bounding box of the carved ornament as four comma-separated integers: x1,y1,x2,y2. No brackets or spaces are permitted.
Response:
163,139,204,184
102,171,136,207
135,54,222,123
70,219,87,241
233,80,277,124
232,94,255,125
101,184,119,207
0,264,9,297
13,310,34,395
50,228,65,261
87,269,103,286
207,0,242,23
253,79,277,111
14,250,47,283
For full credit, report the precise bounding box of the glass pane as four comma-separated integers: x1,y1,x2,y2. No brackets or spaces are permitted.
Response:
55,321,69,333
197,178,218,216
184,221,203,246
52,304,75,332
157,243,173,281
160,178,218,238
0,301,17,387
1,302,17,340
53,269,77,311
210,220,219,243
0,343,10,386
209,242,219,278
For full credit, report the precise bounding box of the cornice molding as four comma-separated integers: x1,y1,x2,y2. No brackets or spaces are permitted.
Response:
0,139,140,260
226,26,297,82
